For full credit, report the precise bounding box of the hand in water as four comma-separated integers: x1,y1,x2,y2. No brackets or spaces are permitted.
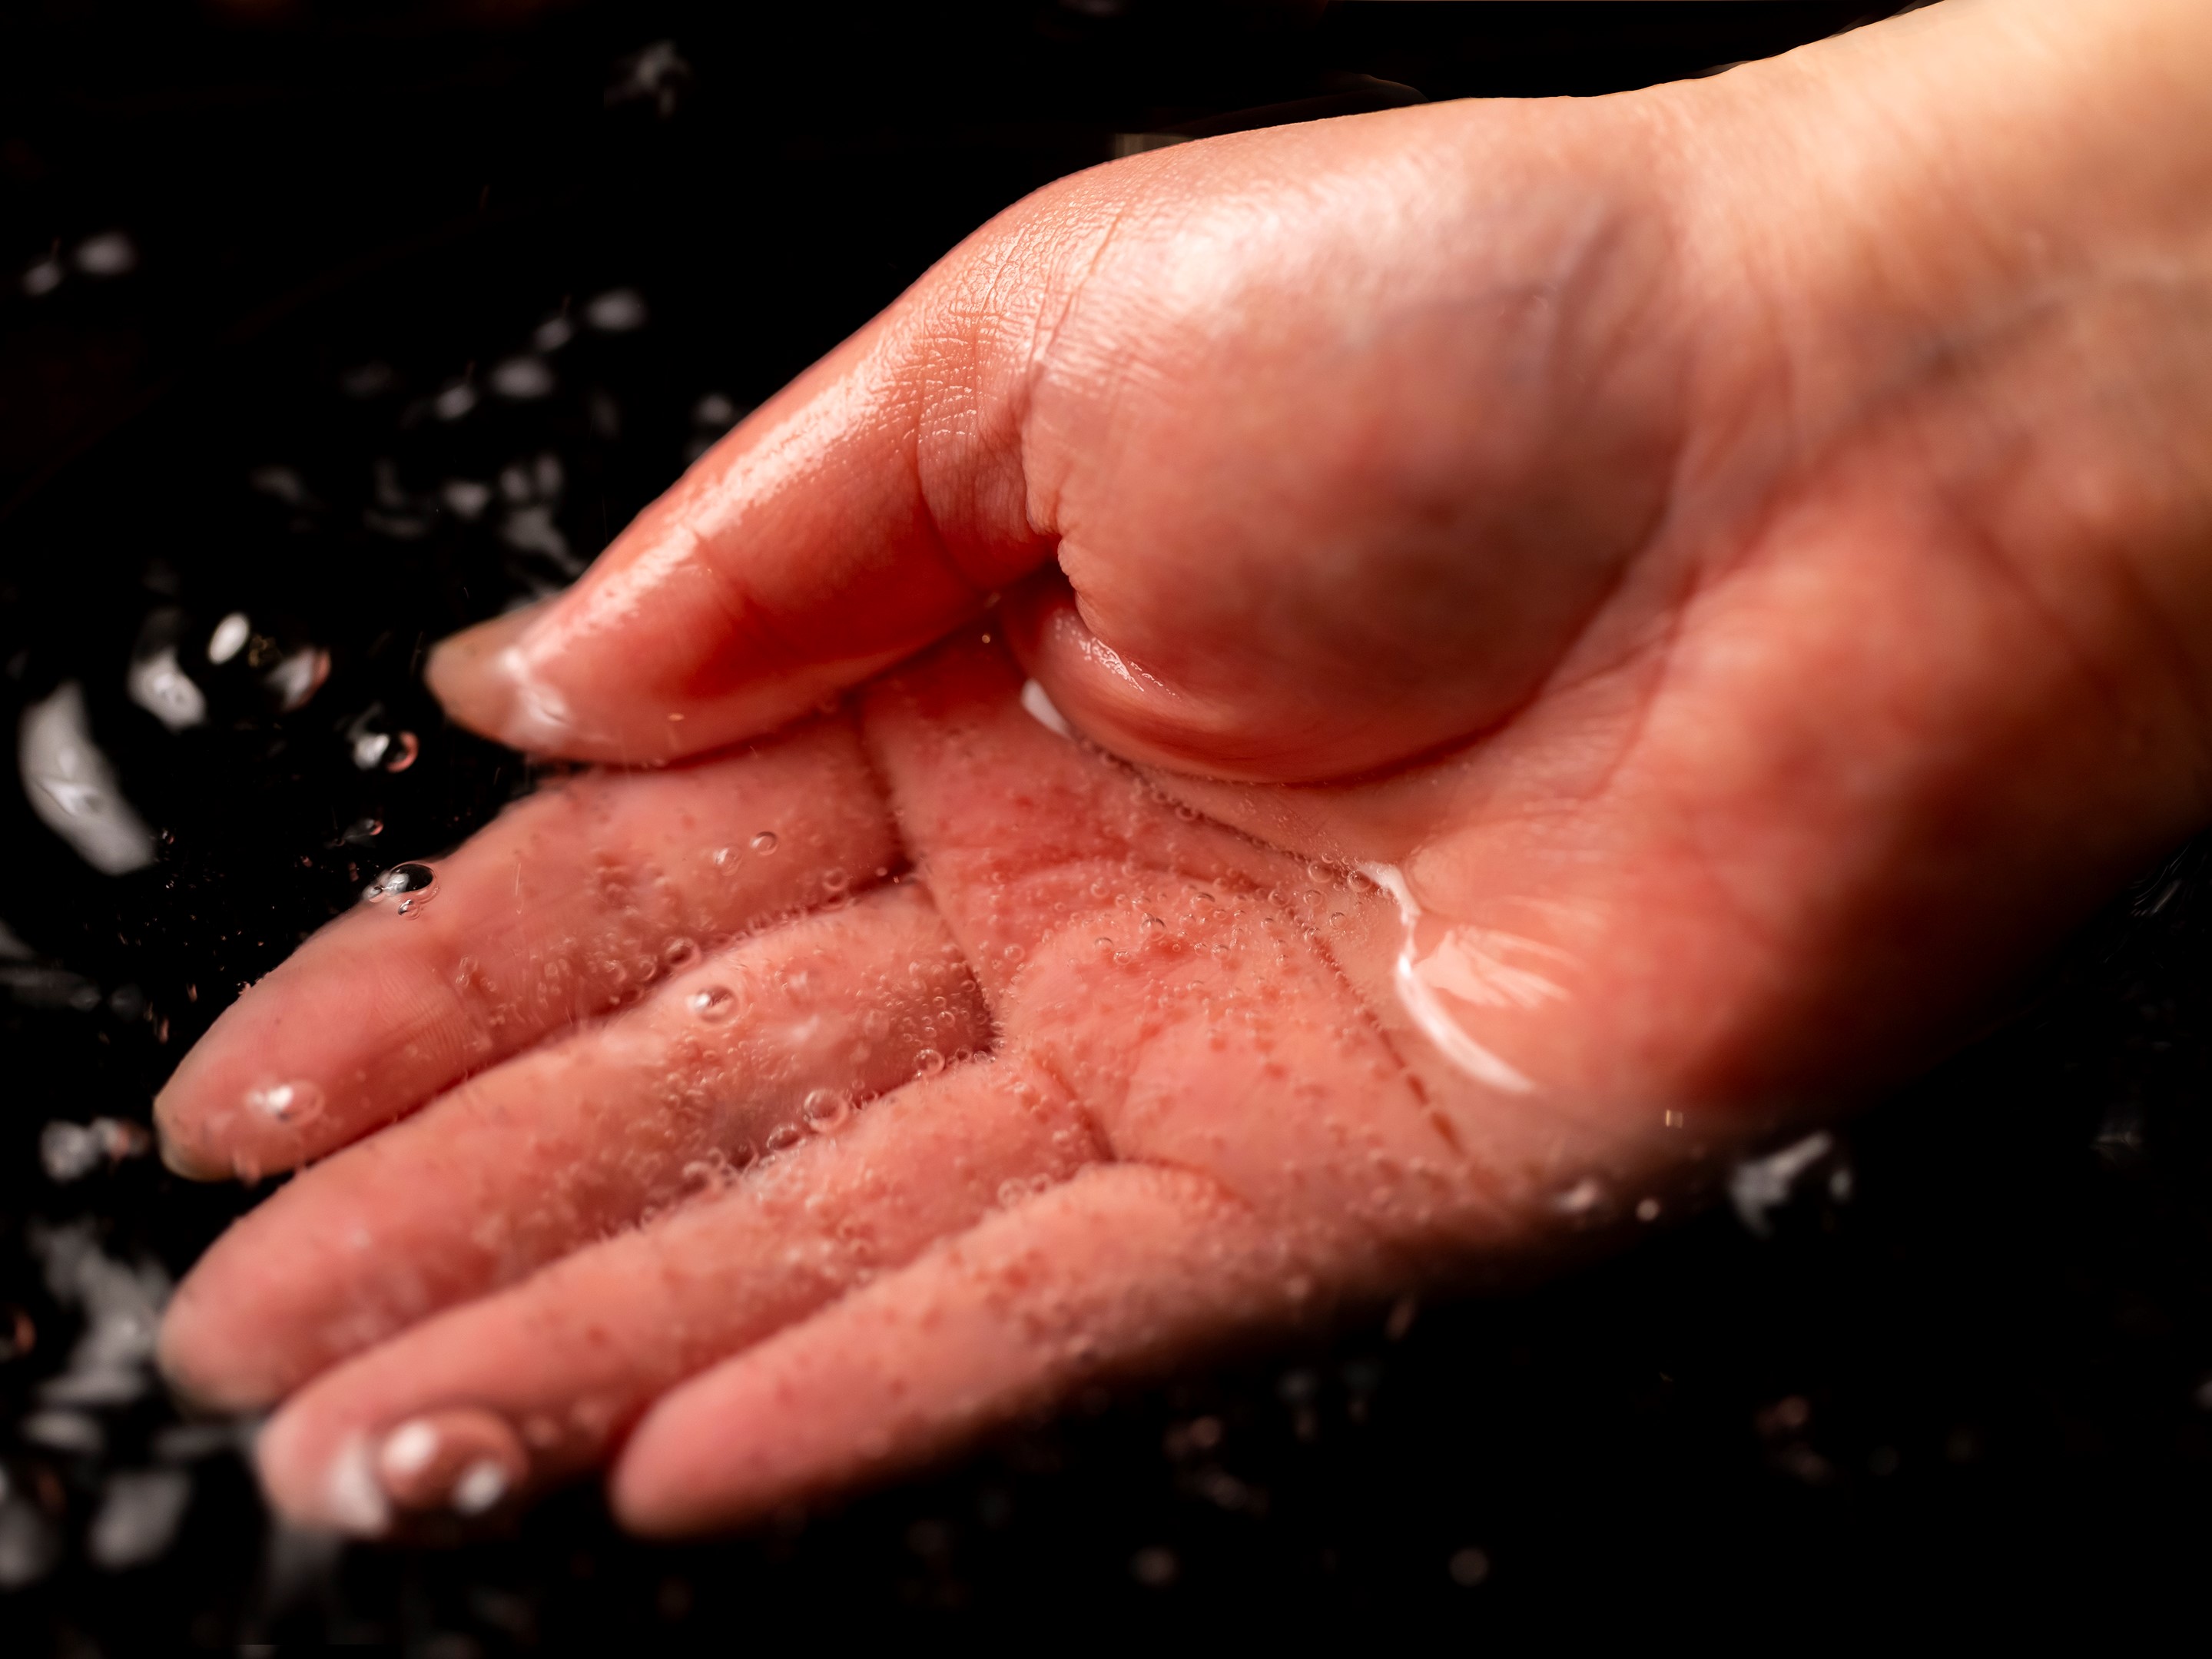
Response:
156,0,2212,1535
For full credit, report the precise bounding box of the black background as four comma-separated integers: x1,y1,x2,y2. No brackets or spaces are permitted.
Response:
5,2,2210,1645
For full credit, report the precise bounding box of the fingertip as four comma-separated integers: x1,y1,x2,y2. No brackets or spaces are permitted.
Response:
256,1409,393,1538
424,604,572,752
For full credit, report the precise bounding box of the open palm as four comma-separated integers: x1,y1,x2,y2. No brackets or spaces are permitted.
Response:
155,0,2212,1535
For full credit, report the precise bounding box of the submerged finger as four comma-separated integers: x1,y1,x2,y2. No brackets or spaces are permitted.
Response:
610,1161,1326,1536
250,1058,1101,1533
160,884,985,1408
155,716,897,1178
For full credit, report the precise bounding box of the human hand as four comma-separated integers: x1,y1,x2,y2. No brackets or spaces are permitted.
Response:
156,0,2212,1535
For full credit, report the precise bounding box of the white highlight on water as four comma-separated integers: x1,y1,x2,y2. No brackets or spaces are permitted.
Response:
1020,679,1074,739
451,1459,509,1515
18,682,156,875
380,1419,438,1478
322,1434,391,1536
127,648,206,731
207,612,251,665
1358,863,1537,1095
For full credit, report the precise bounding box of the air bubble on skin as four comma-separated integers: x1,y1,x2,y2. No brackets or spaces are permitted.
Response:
207,612,251,665
245,1080,325,1127
19,682,156,875
662,937,700,972
822,868,850,895
801,1087,850,1132
764,1124,804,1156
913,1047,945,1079
688,984,738,1022
751,831,778,854
1358,864,1538,1095
363,863,437,914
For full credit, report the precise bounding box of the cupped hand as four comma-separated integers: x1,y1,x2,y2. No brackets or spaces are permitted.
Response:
156,0,2212,1535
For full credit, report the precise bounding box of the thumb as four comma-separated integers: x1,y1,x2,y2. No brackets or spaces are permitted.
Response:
425,266,1053,763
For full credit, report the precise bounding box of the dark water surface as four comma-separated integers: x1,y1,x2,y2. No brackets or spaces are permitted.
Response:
5,3,2208,1644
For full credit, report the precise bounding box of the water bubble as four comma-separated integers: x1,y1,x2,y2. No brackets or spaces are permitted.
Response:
383,732,420,773
19,681,157,874
801,1087,850,1131
912,1048,945,1079
751,831,778,854
41,1122,104,1183
662,937,700,971
1448,1547,1491,1588
585,287,648,332
342,817,383,846
1130,1547,1179,1588
72,231,138,277
207,612,251,665
88,1469,192,1570
1635,1197,1662,1223
245,1080,326,1126
712,845,734,867
364,863,437,911
339,361,396,398
266,646,330,712
763,1124,804,1156
127,648,205,732
433,380,478,421
688,984,738,1022
489,355,555,400
20,257,63,299
822,868,850,894
0,1498,61,1589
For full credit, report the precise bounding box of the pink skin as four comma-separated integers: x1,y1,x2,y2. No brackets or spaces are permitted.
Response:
157,0,2212,1535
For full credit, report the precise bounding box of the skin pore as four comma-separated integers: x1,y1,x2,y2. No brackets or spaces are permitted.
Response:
154,0,2212,1535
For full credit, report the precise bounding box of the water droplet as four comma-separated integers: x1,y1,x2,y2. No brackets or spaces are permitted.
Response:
1448,1547,1491,1588
1003,943,1024,963
763,1124,804,1155
364,862,437,909
751,831,778,854
206,612,250,665
712,846,734,868
662,937,700,971
688,984,738,1022
822,868,850,894
451,1459,509,1516
585,287,648,331
912,1048,945,1079
383,732,420,772
246,1080,325,1126
801,1087,850,1131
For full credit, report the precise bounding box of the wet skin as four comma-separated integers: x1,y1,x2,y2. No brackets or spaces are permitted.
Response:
157,0,2212,1534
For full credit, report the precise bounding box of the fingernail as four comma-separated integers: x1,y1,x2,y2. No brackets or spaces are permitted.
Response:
425,603,577,752
152,1112,223,1182
373,1407,529,1518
